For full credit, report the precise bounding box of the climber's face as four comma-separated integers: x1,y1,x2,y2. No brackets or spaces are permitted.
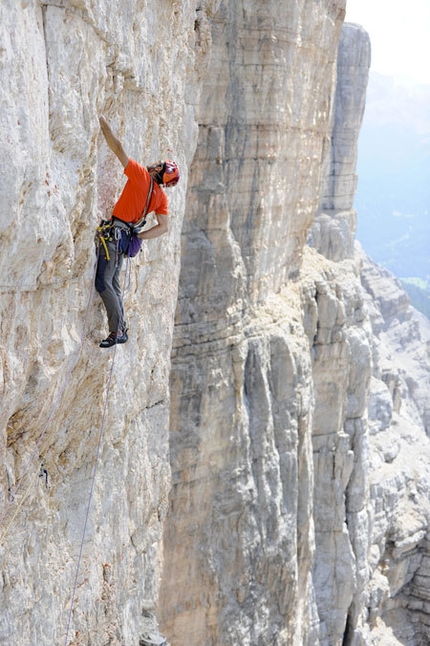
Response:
147,162,164,182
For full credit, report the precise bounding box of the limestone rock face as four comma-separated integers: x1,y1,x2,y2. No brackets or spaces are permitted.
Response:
356,250,430,646
309,23,371,262
160,11,430,646
2,2,430,646
158,2,352,644
0,1,205,644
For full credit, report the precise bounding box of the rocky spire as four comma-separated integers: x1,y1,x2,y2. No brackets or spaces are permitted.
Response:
308,23,371,261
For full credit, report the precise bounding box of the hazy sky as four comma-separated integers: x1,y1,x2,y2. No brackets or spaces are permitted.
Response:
345,0,430,84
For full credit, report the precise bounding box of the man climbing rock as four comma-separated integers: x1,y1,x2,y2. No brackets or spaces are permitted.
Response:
96,115,180,348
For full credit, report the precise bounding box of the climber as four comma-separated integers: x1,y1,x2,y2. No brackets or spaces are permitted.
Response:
96,115,180,348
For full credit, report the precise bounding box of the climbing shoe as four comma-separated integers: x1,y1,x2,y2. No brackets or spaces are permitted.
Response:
116,329,128,344
99,330,128,348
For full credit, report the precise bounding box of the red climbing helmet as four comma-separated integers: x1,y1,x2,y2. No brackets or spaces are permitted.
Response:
162,160,180,187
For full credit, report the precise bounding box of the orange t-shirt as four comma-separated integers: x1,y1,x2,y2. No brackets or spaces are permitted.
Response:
112,158,168,223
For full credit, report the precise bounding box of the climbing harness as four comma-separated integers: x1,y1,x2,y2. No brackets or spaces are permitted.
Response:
96,177,154,260
96,219,134,261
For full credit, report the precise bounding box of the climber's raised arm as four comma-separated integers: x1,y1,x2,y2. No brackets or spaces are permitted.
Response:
99,116,129,168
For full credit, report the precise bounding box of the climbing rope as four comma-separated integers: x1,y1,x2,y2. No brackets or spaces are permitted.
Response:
64,253,131,646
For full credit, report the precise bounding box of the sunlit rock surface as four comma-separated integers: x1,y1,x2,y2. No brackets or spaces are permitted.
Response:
357,249,430,646
1,2,430,646
159,1,348,643
0,1,199,643
309,22,371,262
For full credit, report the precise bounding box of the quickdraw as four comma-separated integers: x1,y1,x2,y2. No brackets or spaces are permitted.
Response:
96,221,114,261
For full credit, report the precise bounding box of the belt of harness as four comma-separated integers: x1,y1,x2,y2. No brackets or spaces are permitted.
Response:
96,177,154,260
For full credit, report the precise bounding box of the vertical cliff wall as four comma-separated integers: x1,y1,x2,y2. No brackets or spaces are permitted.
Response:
159,2,349,644
307,24,373,645
2,2,430,646
0,1,208,644
161,11,430,646
309,23,371,262
354,250,430,646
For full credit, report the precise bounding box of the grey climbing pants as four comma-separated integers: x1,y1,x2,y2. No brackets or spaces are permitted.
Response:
95,236,126,334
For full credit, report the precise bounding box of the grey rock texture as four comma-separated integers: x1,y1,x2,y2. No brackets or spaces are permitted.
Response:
159,2,348,644
1,2,430,646
309,23,371,262
160,12,430,646
0,1,200,643
357,249,430,645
